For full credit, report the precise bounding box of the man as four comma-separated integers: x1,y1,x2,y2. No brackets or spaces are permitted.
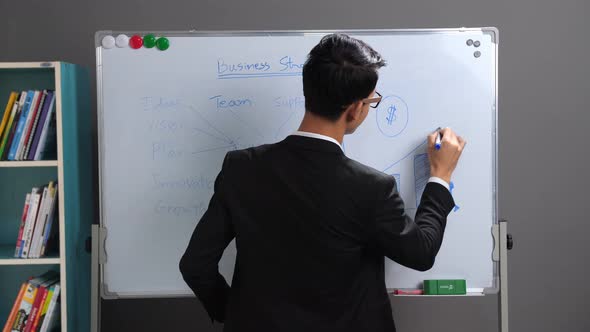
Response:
180,33,466,332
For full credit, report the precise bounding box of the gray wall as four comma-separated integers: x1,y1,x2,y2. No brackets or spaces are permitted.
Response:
2,0,589,331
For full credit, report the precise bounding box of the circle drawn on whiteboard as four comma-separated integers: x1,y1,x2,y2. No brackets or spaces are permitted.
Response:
466,39,473,46
101,35,116,49
474,40,481,47
376,95,409,138
474,51,481,58
115,34,129,48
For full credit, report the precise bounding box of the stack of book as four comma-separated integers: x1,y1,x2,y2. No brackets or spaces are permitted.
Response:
14,182,58,259
2,271,61,332
0,91,57,161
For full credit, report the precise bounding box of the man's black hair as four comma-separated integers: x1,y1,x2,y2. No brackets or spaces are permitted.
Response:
302,33,386,121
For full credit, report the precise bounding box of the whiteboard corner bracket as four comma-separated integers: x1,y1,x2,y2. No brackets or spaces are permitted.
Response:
101,282,120,300
483,27,499,44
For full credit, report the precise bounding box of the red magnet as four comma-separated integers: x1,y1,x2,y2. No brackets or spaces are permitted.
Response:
129,35,143,49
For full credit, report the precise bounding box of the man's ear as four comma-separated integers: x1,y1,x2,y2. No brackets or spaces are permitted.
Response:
345,101,363,122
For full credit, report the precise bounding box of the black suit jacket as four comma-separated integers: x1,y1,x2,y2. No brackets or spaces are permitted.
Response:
180,135,455,332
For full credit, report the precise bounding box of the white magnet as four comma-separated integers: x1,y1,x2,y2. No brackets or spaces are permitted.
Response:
102,35,116,49
116,34,129,48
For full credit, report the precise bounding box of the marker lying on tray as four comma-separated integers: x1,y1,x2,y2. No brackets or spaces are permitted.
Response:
393,289,424,295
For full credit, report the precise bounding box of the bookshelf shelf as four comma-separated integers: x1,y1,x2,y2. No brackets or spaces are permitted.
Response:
0,62,92,332
0,245,60,265
0,161,58,167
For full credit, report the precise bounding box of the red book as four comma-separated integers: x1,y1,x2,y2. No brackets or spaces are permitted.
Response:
23,286,46,332
15,193,31,257
29,286,49,332
20,91,44,160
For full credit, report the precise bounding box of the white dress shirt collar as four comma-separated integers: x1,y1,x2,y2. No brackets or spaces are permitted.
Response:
292,131,344,151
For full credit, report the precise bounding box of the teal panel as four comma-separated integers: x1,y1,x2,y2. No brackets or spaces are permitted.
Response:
60,62,92,332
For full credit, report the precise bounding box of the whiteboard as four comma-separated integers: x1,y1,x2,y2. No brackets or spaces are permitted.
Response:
97,29,498,297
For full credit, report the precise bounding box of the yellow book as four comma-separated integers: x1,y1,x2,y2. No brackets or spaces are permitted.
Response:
0,92,25,158
10,281,38,331
0,92,18,138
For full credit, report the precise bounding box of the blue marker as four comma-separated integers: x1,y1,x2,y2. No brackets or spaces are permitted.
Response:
435,127,442,150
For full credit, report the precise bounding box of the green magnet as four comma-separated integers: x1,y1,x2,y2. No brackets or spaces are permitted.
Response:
144,34,157,48
156,37,170,51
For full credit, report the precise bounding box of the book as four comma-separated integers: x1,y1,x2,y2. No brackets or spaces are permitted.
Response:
0,93,21,159
0,92,26,160
9,274,44,332
22,288,46,332
8,91,34,160
40,186,58,258
22,91,47,161
2,282,27,332
16,91,41,161
14,193,31,257
29,184,50,259
0,92,18,139
11,272,58,332
33,93,56,161
38,283,60,332
32,284,55,332
28,91,54,161
20,187,42,258
23,276,58,332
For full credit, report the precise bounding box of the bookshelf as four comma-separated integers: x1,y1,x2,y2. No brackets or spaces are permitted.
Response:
0,245,60,265
0,62,93,332
0,161,59,167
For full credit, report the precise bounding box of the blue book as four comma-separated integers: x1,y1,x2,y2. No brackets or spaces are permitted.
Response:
7,90,34,160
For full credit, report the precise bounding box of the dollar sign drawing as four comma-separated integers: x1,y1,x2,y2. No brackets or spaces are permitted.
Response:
386,105,397,125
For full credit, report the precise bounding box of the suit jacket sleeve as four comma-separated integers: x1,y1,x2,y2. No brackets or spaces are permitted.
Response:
179,153,235,322
370,176,455,271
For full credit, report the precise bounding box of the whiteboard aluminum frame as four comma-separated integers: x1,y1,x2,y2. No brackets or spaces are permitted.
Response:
94,28,502,324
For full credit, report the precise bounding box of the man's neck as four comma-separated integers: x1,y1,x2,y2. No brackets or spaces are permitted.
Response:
297,112,345,144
